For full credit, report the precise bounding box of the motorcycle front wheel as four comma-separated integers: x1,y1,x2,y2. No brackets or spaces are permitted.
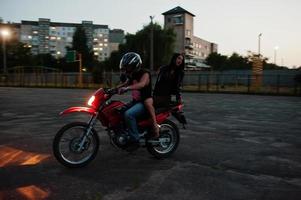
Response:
53,122,99,168
146,119,179,159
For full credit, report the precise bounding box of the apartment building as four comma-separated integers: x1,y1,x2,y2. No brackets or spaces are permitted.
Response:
2,18,124,62
162,6,218,69
109,29,125,54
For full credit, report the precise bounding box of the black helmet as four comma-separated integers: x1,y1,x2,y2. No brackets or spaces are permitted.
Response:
119,52,142,73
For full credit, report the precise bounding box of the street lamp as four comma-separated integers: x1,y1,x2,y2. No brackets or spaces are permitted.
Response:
258,33,262,56
1,29,10,74
274,46,279,65
150,15,155,71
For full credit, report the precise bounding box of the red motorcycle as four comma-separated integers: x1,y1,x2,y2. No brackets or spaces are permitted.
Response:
53,88,186,168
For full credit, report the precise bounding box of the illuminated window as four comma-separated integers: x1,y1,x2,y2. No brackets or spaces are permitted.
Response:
104,43,108,47
104,39,108,42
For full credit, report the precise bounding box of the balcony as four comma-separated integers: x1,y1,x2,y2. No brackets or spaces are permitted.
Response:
185,42,193,50
185,50,194,58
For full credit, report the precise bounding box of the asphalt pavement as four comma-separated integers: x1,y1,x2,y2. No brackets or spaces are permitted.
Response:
0,87,301,200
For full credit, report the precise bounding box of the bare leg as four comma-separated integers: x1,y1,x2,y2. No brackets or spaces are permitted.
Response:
144,98,159,138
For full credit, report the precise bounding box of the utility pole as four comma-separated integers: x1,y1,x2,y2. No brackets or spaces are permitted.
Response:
78,53,83,87
274,46,279,65
150,16,155,71
258,33,262,57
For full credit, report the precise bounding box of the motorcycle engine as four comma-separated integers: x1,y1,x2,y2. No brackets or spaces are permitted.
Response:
110,129,129,149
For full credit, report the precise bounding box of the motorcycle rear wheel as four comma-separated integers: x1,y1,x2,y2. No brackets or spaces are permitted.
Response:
53,122,99,168
146,119,179,159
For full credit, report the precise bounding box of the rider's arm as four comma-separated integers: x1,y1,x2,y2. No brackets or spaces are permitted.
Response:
127,73,149,90
116,79,129,88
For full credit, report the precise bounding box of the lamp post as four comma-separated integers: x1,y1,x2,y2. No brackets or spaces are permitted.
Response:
150,15,155,71
258,33,262,56
274,46,279,65
1,29,10,74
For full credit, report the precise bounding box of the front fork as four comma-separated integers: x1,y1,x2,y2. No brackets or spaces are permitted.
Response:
77,113,98,151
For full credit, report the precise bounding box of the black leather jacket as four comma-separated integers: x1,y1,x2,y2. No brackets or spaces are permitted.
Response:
153,65,184,100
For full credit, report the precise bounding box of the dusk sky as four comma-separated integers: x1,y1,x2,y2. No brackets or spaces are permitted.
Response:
1,0,300,68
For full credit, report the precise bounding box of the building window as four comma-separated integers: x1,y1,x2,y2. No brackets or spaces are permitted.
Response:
167,17,171,23
173,15,183,24
186,30,191,36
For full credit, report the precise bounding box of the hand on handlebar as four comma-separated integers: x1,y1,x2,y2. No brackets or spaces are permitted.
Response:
105,88,118,95
118,87,129,95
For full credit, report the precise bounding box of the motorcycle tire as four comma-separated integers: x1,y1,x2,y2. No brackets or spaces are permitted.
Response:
146,119,180,159
53,122,99,168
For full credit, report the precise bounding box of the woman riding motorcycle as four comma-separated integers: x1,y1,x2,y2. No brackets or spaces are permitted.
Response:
118,52,158,145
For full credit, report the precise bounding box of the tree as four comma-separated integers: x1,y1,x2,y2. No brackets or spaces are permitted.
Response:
102,23,176,71
226,52,251,70
71,26,94,71
205,52,228,70
0,38,34,70
206,51,289,71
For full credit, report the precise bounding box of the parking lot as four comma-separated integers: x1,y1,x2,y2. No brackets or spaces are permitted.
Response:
0,87,301,200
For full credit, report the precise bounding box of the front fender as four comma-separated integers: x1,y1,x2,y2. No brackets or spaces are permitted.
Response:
60,107,97,116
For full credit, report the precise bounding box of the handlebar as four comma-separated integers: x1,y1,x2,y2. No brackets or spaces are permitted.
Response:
104,88,118,96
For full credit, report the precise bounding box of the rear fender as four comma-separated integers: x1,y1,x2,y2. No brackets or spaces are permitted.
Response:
172,111,187,124
60,107,97,116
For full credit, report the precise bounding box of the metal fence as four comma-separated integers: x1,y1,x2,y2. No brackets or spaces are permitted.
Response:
1,70,300,95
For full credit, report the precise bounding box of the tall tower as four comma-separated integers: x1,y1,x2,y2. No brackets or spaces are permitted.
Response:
162,6,195,54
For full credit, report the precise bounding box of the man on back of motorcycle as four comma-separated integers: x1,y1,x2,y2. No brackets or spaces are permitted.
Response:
118,52,159,146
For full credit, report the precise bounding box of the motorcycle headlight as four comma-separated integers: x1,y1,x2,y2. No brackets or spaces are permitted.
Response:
87,95,95,106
